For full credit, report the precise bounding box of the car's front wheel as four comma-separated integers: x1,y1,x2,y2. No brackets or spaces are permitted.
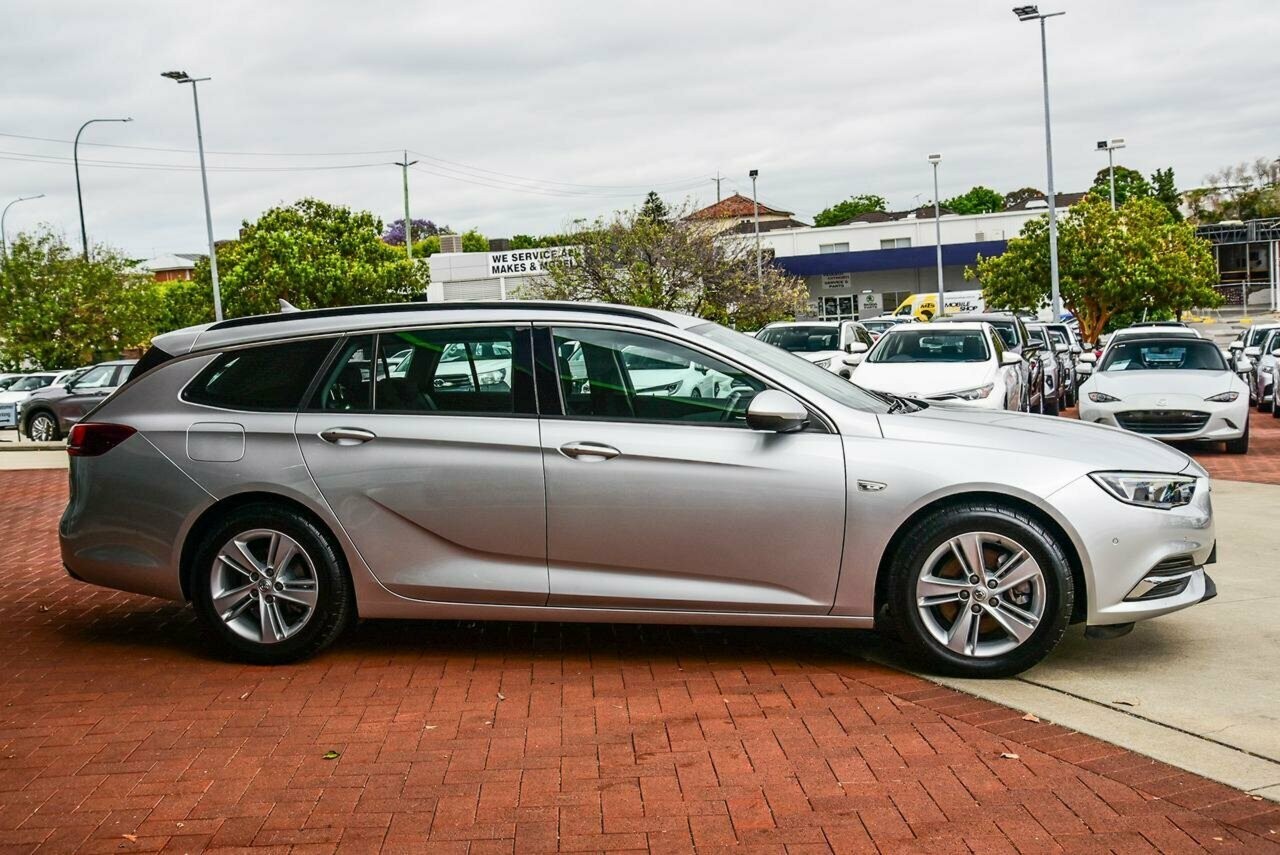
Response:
190,504,355,664
26,410,60,442
886,501,1073,677
1225,419,1249,454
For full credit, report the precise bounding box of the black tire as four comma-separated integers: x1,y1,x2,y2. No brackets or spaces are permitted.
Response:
190,503,355,664
1225,420,1249,454
1043,393,1061,417
1258,395,1272,414
884,501,1074,678
1271,400,1280,419
26,410,61,442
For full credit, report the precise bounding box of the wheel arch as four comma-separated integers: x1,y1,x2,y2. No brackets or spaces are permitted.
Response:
873,490,1088,625
178,490,353,607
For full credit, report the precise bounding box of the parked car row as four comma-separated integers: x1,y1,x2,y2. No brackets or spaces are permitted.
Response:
0,360,136,440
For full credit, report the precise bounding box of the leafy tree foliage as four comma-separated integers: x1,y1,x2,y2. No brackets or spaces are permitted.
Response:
460,229,489,253
0,228,160,369
968,196,1220,343
1003,187,1045,208
639,191,671,225
383,217,446,245
1088,165,1152,207
177,198,425,325
942,186,1005,215
812,194,887,227
1186,158,1280,223
1149,167,1183,222
524,203,808,330
510,233,576,249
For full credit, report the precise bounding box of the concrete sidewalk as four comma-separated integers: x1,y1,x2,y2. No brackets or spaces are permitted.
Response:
933,478,1280,800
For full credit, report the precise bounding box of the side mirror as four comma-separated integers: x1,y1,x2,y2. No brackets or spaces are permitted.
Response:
842,353,866,367
1054,343,1069,354
745,390,809,433
1245,346,1262,359
1228,341,1243,352
1078,363,1094,376
1237,358,1254,373
1272,349,1280,359
1080,352,1097,364
1000,352,1022,366
1070,345,1082,355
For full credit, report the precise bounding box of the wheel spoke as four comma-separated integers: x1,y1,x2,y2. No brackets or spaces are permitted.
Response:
945,607,979,655
213,582,255,619
993,559,1042,595
985,602,1038,644
993,546,1030,580
276,580,317,610
997,599,1041,628
949,533,986,579
258,596,286,642
268,534,299,575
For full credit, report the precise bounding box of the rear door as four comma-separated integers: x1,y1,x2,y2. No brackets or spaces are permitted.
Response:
536,325,846,614
296,325,549,605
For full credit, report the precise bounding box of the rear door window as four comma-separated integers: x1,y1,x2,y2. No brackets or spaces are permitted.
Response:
185,338,337,411
373,326,532,415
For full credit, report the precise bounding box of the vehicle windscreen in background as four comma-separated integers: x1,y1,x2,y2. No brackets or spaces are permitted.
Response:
867,329,990,363
1048,329,1067,346
690,323,892,414
1025,329,1048,347
756,326,840,353
7,375,53,391
1099,339,1228,372
1248,326,1278,348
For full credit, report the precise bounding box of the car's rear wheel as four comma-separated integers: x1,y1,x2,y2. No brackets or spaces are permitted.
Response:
27,411,60,442
190,504,354,664
886,501,1073,678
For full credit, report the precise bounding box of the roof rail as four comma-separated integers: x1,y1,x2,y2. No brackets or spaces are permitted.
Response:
207,300,677,331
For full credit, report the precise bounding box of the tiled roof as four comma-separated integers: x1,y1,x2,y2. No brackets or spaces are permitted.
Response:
688,193,793,220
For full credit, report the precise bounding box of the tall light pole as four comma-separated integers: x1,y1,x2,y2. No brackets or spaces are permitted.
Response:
929,154,945,319
1014,5,1065,320
1,194,44,260
393,151,419,259
1095,138,1126,209
749,169,761,282
162,70,222,321
74,118,132,259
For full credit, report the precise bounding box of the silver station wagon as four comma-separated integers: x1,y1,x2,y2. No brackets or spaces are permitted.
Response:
60,302,1217,677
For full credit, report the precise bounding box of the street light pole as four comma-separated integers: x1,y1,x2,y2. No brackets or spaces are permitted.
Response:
1,194,45,260
163,71,222,321
1095,138,1126,210
929,154,945,319
749,169,761,283
1014,5,1065,320
74,117,132,259
393,151,419,259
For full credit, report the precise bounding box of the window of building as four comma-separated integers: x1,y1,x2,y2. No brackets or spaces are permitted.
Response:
185,338,337,411
819,242,850,254
551,328,765,426
880,237,911,249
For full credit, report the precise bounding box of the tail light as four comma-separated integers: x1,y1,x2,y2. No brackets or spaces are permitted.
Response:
67,423,136,457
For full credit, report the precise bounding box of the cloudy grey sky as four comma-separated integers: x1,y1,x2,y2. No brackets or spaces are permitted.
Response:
2,1,1277,259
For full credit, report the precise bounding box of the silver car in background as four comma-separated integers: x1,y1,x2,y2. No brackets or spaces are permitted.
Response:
61,302,1216,677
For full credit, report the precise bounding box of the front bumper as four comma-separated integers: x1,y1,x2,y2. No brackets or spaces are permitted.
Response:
1078,395,1248,442
1049,472,1215,626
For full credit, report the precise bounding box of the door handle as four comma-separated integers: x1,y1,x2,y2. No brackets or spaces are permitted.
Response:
320,427,377,446
559,441,620,461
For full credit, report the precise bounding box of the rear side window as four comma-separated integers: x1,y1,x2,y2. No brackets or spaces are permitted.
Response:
184,338,336,411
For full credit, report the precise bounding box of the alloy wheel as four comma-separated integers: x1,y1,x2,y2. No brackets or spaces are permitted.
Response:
915,531,1046,658
210,528,319,644
30,414,56,442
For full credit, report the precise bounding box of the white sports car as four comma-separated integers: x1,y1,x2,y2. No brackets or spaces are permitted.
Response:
1078,334,1249,453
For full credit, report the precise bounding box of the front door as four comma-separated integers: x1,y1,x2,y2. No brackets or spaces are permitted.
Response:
58,363,123,426
296,325,549,605
537,325,847,614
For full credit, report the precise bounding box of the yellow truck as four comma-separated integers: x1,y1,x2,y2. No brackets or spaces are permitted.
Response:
892,290,985,321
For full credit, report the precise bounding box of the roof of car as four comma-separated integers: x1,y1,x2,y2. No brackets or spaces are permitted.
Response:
1113,326,1198,337
935,313,1019,322
761,320,858,329
896,321,990,331
153,301,704,356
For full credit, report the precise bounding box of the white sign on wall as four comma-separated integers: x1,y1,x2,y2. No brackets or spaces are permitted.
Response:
859,293,883,316
487,246,578,277
821,273,852,290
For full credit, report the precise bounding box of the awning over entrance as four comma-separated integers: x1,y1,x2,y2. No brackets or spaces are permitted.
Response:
773,239,1009,276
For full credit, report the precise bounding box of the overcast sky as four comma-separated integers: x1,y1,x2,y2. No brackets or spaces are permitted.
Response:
2,1,1277,259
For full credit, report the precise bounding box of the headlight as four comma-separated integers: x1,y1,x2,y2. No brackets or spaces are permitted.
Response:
812,358,832,369
1204,391,1239,402
1090,472,1197,509
477,368,508,386
1088,391,1121,403
638,380,681,395
929,383,994,401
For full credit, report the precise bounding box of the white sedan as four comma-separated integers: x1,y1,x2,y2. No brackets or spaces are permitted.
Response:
1078,335,1250,453
848,322,1023,410
755,321,873,377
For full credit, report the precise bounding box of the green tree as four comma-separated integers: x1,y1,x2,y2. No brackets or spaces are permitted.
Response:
1189,158,1280,223
639,191,671,225
1149,167,1183,222
510,233,576,249
967,196,1220,343
812,194,887,227
182,198,425,323
1003,187,1044,208
942,186,1005,215
0,228,161,369
524,203,808,330
459,229,489,253
1089,165,1152,207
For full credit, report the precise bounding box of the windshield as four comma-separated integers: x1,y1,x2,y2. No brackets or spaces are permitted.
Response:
868,329,990,363
1099,339,1227,372
1248,326,1278,348
862,320,897,334
691,322,891,413
8,375,52,391
756,325,840,353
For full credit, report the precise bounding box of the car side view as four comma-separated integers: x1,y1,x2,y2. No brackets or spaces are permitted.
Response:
22,359,136,441
60,302,1217,678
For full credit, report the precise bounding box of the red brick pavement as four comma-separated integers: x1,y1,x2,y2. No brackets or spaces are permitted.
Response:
1,470,1278,853
1066,406,1280,485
